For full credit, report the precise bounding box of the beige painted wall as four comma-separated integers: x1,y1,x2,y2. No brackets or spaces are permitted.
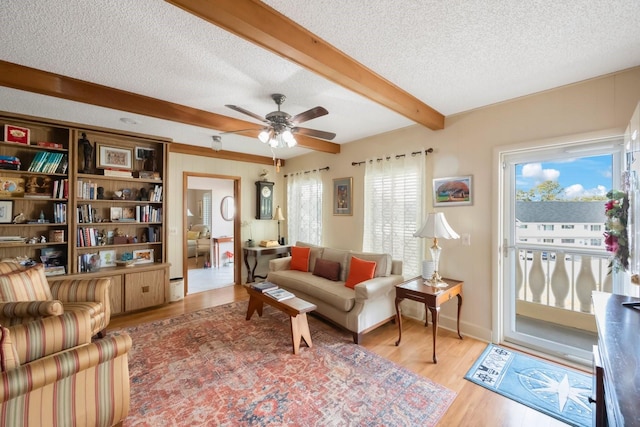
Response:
278,66,640,341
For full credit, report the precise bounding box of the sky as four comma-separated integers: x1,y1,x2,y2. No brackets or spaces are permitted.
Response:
515,154,612,199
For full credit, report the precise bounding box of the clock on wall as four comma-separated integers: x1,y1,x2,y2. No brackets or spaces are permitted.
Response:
255,181,274,219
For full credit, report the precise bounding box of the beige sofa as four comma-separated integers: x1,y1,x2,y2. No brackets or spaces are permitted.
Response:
187,224,210,263
267,243,403,344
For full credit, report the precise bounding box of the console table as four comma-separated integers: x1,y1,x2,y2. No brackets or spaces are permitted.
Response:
592,291,640,426
243,245,292,283
395,276,463,363
212,236,234,268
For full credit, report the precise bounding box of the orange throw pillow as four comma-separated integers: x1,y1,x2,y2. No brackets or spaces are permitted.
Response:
290,246,311,272
345,256,377,289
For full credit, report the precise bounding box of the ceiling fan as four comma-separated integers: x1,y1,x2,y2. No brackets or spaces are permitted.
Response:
225,94,336,148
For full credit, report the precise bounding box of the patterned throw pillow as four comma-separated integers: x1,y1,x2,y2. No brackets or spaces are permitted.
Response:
187,231,200,240
0,326,19,371
0,264,53,302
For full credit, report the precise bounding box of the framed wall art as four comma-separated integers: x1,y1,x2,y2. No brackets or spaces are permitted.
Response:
96,144,133,170
99,249,116,267
333,177,353,216
0,200,13,223
3,125,30,145
133,248,154,264
433,175,473,207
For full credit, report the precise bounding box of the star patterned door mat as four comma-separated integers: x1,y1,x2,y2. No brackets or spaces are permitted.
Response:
465,344,593,427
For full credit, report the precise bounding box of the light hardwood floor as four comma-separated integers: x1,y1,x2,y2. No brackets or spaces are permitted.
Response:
109,285,572,427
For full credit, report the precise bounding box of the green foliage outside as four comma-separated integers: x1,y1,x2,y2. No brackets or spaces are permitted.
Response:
516,180,607,202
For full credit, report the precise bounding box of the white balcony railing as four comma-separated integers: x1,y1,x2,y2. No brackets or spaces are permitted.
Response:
514,245,612,332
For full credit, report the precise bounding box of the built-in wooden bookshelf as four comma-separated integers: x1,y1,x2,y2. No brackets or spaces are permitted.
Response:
0,112,170,314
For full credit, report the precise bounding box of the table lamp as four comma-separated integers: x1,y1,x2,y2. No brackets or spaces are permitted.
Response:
187,209,194,230
413,212,459,286
274,206,286,245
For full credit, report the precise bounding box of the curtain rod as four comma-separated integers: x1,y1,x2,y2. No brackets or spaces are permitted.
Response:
284,166,330,178
351,148,433,166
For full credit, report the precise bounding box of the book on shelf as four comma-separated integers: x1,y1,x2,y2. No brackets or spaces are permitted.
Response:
103,168,133,178
251,281,278,293
264,288,295,301
35,141,64,149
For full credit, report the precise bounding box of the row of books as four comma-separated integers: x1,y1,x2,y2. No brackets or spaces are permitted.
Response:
52,203,67,224
250,282,295,301
28,152,68,174
51,179,68,199
77,180,98,200
78,253,100,273
77,227,102,247
136,205,162,223
149,185,163,202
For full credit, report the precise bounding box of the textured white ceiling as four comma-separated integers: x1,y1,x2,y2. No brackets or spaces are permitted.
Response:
0,0,639,159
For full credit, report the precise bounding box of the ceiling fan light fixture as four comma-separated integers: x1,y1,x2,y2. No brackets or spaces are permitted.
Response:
258,129,270,143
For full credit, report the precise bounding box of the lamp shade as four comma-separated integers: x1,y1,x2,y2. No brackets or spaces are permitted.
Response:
274,206,285,221
187,209,194,217
413,212,459,239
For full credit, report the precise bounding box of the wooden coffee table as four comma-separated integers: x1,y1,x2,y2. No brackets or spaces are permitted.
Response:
244,285,317,354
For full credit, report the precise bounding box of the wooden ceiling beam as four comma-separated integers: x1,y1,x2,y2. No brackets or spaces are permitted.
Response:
0,60,341,154
165,0,445,131
169,142,285,166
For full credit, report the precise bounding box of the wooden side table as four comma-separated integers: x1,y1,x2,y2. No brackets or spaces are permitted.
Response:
212,236,233,268
395,276,463,363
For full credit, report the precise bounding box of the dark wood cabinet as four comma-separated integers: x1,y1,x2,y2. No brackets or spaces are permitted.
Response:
592,291,640,426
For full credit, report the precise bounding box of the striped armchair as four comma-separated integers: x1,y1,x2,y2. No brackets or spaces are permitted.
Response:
0,310,131,426
0,262,111,336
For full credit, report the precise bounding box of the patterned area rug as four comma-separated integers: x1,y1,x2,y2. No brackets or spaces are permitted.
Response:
117,302,456,426
465,344,592,427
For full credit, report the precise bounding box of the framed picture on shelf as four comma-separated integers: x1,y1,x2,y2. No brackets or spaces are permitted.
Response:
432,175,473,207
99,249,117,267
3,125,30,145
333,177,353,216
0,200,13,223
133,248,154,264
122,207,136,220
135,147,154,160
110,207,123,221
96,144,133,170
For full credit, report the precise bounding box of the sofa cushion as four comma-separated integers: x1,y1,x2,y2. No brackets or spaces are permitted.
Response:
290,246,311,272
345,256,377,289
349,252,393,277
0,264,53,302
295,242,324,271
0,326,19,371
186,230,200,240
321,248,350,282
267,270,355,312
312,258,341,281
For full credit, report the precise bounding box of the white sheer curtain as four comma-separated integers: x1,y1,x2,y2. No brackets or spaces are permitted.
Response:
363,153,427,278
287,171,323,245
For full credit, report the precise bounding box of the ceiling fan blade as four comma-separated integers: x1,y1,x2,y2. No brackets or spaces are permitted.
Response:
292,126,336,141
221,128,262,135
225,104,270,124
291,106,328,124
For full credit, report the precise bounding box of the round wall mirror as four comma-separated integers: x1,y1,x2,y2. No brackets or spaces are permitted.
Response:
221,196,235,221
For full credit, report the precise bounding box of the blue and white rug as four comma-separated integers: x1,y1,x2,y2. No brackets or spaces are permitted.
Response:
465,344,592,427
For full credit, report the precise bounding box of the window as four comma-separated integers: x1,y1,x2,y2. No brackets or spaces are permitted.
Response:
287,171,323,245
590,224,602,231
363,153,427,277
543,238,554,243
561,225,574,229
203,193,211,229
561,238,575,244
591,238,602,246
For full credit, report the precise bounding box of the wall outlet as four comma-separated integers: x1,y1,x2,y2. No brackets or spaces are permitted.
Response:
169,227,178,235
462,233,471,246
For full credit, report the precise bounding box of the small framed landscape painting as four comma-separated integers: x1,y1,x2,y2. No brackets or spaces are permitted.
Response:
433,175,473,207
333,177,353,216
0,200,12,223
